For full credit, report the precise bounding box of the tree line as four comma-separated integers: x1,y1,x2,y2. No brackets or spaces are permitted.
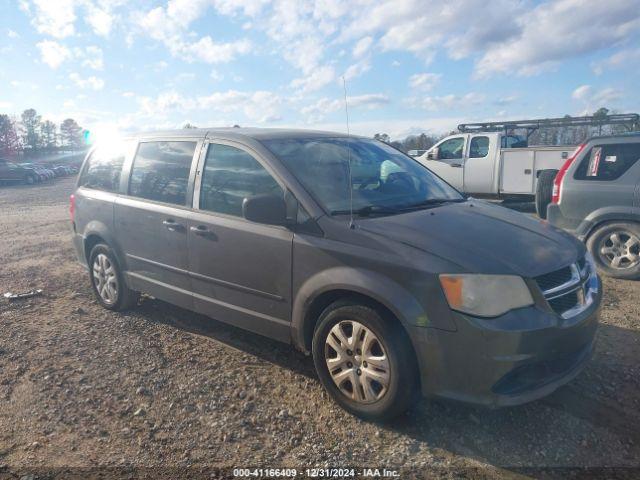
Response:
0,108,86,159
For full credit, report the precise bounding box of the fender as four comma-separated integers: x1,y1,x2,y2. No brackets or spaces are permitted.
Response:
291,266,456,352
82,219,129,271
576,206,640,240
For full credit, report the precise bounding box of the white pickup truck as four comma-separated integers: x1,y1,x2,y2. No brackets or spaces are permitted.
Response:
416,132,575,217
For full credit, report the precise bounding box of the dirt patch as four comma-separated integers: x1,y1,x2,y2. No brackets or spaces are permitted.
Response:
0,179,638,478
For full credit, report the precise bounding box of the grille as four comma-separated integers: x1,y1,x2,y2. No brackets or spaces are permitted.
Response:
535,266,572,292
548,290,579,315
535,258,588,318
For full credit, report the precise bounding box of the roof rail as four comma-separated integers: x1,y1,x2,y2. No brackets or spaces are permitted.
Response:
458,113,640,137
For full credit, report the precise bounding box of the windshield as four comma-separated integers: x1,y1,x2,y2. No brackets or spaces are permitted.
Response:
262,137,463,215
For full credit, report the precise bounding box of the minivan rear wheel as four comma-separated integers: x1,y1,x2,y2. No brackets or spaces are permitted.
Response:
587,222,640,280
89,244,139,310
312,300,419,421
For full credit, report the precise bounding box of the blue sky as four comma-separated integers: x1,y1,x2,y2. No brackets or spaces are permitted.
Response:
1,0,639,140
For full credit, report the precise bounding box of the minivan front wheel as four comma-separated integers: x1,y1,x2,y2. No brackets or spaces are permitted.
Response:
89,244,139,311
312,301,419,421
587,222,640,280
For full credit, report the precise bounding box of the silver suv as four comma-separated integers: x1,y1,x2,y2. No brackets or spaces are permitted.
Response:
71,128,601,420
547,134,640,279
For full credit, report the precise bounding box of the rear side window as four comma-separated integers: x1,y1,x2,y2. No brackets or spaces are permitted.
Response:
469,136,489,158
129,141,196,205
79,144,126,192
574,143,640,181
199,143,282,217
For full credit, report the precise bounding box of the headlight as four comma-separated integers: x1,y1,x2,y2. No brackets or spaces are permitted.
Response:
439,274,534,317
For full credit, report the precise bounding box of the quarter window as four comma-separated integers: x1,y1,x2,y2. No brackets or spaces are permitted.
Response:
129,141,196,205
438,138,464,160
469,136,489,158
79,143,128,192
199,143,283,217
574,143,640,181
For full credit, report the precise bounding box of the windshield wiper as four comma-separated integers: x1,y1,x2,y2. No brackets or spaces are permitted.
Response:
399,198,466,211
330,205,400,217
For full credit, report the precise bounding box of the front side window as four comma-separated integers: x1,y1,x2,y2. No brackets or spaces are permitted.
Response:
79,142,127,192
199,143,283,217
262,137,462,214
438,137,464,160
469,136,489,158
575,143,640,181
129,141,196,205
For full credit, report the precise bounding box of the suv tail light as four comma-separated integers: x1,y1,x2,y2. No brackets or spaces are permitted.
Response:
69,194,76,221
552,143,586,204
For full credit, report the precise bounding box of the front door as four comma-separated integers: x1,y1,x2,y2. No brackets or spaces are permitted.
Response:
425,136,465,190
187,141,293,342
115,139,200,309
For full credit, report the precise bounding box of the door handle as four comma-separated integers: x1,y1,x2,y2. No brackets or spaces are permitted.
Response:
162,219,184,232
190,225,214,238
450,163,463,168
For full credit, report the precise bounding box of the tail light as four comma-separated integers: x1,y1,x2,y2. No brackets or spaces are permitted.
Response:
69,194,76,221
551,143,586,204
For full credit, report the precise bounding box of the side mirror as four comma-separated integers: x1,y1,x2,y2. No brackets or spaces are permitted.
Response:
426,147,439,160
242,194,288,226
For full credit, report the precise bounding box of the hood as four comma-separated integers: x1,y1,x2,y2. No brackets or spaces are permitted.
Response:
357,200,584,278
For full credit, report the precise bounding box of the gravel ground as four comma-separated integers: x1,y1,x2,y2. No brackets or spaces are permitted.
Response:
0,178,639,479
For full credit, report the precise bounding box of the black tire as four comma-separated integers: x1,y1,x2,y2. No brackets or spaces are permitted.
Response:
535,169,557,219
312,300,419,421
88,243,139,311
586,222,640,280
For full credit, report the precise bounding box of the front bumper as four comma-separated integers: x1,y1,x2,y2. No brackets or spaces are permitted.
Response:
410,276,601,407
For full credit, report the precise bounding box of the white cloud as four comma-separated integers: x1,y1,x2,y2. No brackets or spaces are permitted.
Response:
301,93,389,121
353,36,373,58
475,0,640,77
210,69,224,82
343,60,371,81
412,92,486,112
592,48,640,75
572,85,591,101
137,2,252,65
69,72,105,90
291,65,336,93
7,30,19,38
0,101,13,109
178,37,252,64
137,89,283,123
36,40,72,69
572,85,623,110
85,5,115,37
408,72,441,91
81,46,104,70
27,0,77,38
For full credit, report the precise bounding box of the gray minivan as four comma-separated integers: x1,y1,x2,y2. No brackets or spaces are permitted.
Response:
547,134,640,279
71,128,601,420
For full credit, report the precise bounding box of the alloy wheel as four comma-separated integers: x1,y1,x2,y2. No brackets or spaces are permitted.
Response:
93,253,119,305
324,320,390,403
599,231,640,270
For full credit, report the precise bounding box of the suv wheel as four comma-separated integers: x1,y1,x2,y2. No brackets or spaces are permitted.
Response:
535,169,557,219
312,300,419,421
587,222,640,279
89,243,139,311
